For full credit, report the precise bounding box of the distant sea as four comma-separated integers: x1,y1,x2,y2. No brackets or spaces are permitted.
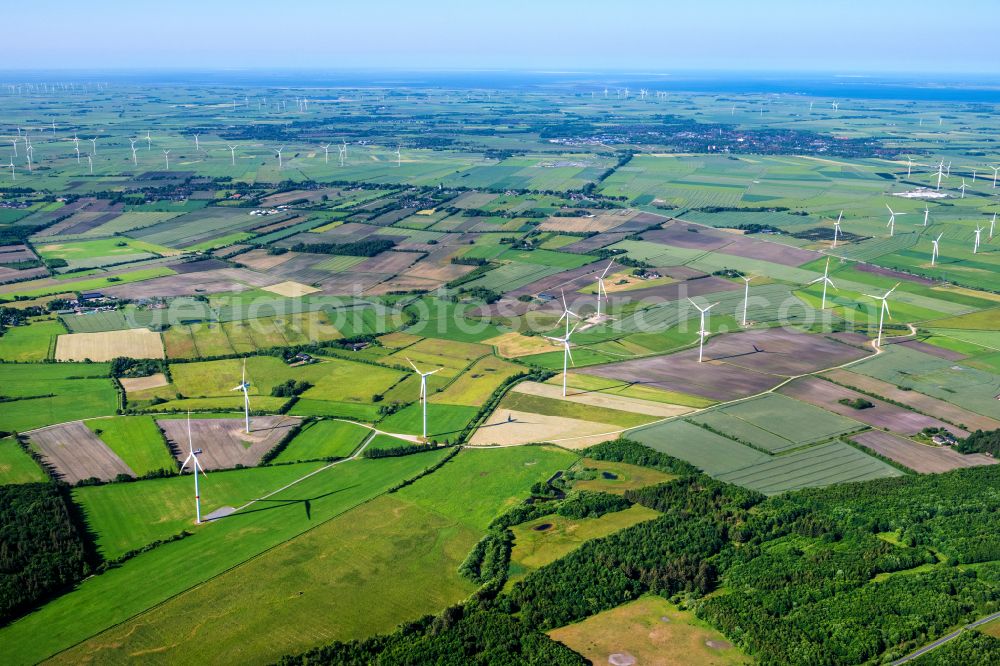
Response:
4,70,1000,103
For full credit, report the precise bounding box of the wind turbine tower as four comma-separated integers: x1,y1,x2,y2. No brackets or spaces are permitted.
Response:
407,358,441,439
594,260,613,319
544,323,579,397
688,299,718,363
231,359,251,433
930,233,943,266
808,258,837,309
178,412,208,524
864,284,899,348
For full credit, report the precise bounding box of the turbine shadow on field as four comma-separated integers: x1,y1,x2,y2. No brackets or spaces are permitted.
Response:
220,484,361,520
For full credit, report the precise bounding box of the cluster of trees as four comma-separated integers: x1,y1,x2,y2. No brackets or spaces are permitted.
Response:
290,238,395,257
957,428,1000,457
109,357,164,379
0,483,93,624
362,443,437,459
270,379,312,397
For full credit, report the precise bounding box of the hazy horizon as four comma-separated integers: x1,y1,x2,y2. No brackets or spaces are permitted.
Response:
11,0,1000,73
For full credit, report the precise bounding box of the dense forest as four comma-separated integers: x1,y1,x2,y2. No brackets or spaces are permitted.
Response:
0,483,93,625
289,238,396,256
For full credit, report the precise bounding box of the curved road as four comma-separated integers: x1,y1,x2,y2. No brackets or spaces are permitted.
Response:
891,611,1000,664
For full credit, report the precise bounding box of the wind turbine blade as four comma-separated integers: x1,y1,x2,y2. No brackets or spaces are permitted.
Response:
883,300,893,320
601,260,614,278
231,385,243,392
405,357,420,373
808,276,823,285
886,282,900,296
427,368,442,376
566,345,575,366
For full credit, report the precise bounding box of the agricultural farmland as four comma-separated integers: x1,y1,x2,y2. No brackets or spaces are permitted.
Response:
1,67,999,666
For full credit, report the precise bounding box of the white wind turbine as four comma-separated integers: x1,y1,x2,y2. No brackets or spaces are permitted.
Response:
406,358,441,439
321,143,331,164
557,289,581,335
688,299,718,363
594,260,613,319
906,157,915,177
395,145,401,167
936,160,945,190
146,130,152,150
193,134,200,151
864,283,899,348
231,359,251,433
129,138,137,165
922,204,930,228
545,323,580,397
87,154,93,174
338,142,346,167
973,225,984,254
163,149,171,170
991,166,999,189
6,158,14,181
228,144,237,165
808,258,837,309
274,146,284,169
990,212,996,240
740,274,755,326
89,137,97,154
832,211,843,247
178,411,208,524
885,204,906,237
10,138,16,157
959,178,968,198
930,232,943,266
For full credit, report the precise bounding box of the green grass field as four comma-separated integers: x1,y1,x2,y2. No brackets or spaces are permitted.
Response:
86,416,176,477
0,451,455,666
0,437,48,484
498,391,658,429
270,419,371,463
0,319,64,361
508,505,660,581
567,458,678,495
73,461,328,559
0,363,118,432
376,403,479,441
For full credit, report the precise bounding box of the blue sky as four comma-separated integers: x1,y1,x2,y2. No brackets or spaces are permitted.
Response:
11,0,999,73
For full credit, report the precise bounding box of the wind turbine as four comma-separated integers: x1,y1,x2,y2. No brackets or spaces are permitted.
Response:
832,211,843,247
87,154,93,175
178,411,208,524
274,146,284,169
395,145,401,167
959,178,968,198
991,165,999,189
740,275,755,326
864,284,899,348
936,160,945,190
10,138,16,157
193,134,200,151
228,144,237,165
973,225,984,254
338,142,346,167
231,359,251,433
594,260,613,319
6,158,13,181
922,204,930,227
906,157,915,177
930,232,943,266
809,258,837,309
146,130,152,150
321,143,331,164
406,358,441,439
885,204,906,237
129,138,137,165
688,299,718,363
557,289,581,335
163,149,171,170
990,212,996,240
545,323,579,397
89,137,97,154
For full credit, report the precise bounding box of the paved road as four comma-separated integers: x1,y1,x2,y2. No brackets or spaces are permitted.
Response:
890,611,1000,664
